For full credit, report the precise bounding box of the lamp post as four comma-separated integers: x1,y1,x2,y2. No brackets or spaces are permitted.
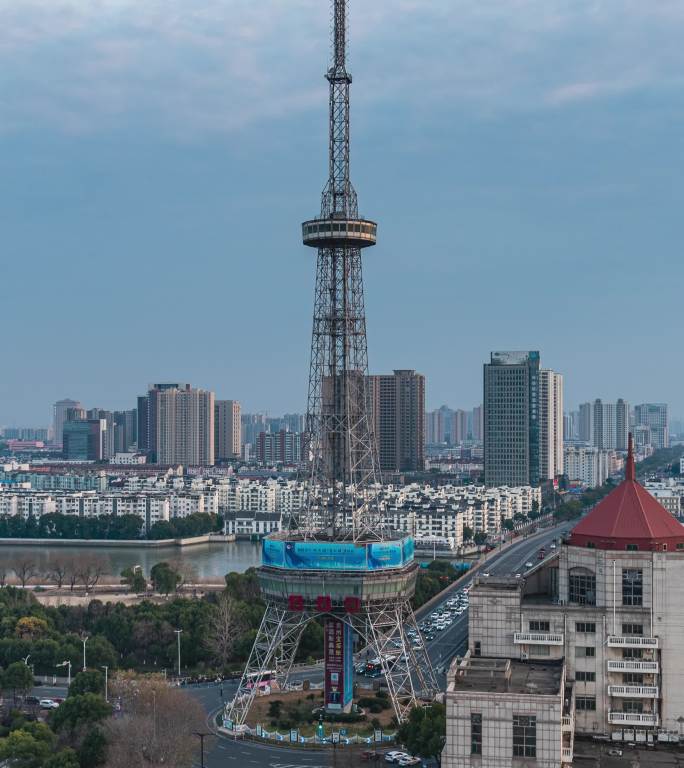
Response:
57,660,71,687
82,636,89,672
22,654,30,666
101,665,109,702
174,629,183,679
194,731,211,768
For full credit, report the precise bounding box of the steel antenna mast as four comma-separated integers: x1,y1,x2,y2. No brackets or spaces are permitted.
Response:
300,0,383,542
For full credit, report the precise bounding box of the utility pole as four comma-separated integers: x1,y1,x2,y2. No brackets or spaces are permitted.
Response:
82,636,89,672
174,629,183,679
101,665,109,702
57,660,71,688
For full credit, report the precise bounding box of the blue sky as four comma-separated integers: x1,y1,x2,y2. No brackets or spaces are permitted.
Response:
2,0,684,426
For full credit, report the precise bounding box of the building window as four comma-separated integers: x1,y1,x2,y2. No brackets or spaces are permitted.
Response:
621,623,644,636
569,569,596,605
529,620,550,632
623,700,644,714
576,671,596,682
576,646,596,658
586,542,596,549
575,622,596,633
626,544,639,551
625,673,644,685
576,696,597,711
512,715,536,758
474,641,481,657
622,569,643,606
530,645,550,657
471,713,482,755
623,648,643,659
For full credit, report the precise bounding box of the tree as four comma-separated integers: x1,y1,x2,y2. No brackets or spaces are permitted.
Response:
51,693,111,734
45,557,71,589
76,554,109,592
0,729,52,768
105,675,206,768
150,562,181,595
2,661,34,703
68,670,105,697
167,557,198,592
11,556,39,588
45,749,80,768
205,595,245,667
77,727,107,768
473,532,488,545
15,615,49,640
121,566,147,593
502,519,515,531
462,526,473,542
397,703,446,765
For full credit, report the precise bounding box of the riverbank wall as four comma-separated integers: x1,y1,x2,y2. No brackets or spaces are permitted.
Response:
0,532,236,549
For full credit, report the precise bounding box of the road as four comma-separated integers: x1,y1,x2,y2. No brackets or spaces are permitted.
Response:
186,520,573,767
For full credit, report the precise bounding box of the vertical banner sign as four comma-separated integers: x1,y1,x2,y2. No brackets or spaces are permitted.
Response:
325,618,353,711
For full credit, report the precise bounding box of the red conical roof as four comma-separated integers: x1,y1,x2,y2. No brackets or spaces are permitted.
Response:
568,434,684,552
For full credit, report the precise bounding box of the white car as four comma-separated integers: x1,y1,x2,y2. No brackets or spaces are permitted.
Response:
525,561,533,568
40,699,60,709
385,752,409,763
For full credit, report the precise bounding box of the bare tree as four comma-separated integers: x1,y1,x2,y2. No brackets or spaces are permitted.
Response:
205,594,245,668
105,674,208,768
11,555,39,588
0,564,8,587
65,555,80,592
44,556,70,589
76,554,110,592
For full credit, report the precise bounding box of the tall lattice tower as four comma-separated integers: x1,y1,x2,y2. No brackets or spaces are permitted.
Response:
225,0,436,730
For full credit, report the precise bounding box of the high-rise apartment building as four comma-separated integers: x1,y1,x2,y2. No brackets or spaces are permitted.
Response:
635,403,669,450
471,405,483,442
454,409,468,444
425,405,451,445
539,369,564,480
112,409,137,454
484,352,563,487
368,370,425,474
137,383,215,466
215,400,242,461
588,398,630,451
52,399,82,447
578,401,594,443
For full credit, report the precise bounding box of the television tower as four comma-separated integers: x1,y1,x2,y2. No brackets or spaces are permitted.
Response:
225,0,436,730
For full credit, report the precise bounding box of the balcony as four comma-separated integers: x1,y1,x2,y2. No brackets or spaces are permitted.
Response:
607,635,658,649
562,746,574,763
513,631,564,646
608,685,659,698
607,660,659,673
608,711,659,726
562,715,573,732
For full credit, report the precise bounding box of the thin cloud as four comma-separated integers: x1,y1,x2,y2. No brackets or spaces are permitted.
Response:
0,0,683,136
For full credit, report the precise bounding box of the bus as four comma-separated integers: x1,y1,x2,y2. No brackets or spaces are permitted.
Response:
245,670,277,691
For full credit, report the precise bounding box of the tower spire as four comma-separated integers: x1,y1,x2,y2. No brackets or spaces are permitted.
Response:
626,432,635,481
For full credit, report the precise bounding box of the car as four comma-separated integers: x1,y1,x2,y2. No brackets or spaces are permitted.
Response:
39,699,59,709
24,695,40,706
607,748,623,757
397,758,421,766
384,752,409,763
482,571,490,577
525,561,533,568
550,543,557,549
515,573,522,578
360,751,381,761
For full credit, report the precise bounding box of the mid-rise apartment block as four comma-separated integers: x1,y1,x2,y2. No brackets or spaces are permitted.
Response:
564,446,615,488
52,399,82,447
256,430,302,465
579,398,630,451
62,419,106,462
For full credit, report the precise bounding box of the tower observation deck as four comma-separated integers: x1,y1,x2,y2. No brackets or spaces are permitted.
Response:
225,0,437,731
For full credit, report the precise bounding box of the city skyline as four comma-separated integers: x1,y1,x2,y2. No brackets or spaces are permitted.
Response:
3,3,684,422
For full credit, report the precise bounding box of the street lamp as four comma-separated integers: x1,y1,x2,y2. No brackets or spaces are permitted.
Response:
57,660,72,687
22,654,30,666
174,629,183,679
101,665,109,702
194,731,211,768
82,636,89,672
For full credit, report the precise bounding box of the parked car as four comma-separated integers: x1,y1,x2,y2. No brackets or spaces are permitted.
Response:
525,561,533,568
24,696,40,706
39,699,60,709
384,752,409,763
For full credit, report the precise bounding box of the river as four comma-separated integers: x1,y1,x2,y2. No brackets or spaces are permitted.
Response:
0,540,263,580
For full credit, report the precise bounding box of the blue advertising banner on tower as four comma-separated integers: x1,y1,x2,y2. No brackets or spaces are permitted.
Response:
261,537,414,571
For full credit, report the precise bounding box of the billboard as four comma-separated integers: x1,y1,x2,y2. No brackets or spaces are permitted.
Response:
324,618,353,711
262,537,414,571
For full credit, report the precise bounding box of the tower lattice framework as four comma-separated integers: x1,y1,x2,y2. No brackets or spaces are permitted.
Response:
226,0,437,730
